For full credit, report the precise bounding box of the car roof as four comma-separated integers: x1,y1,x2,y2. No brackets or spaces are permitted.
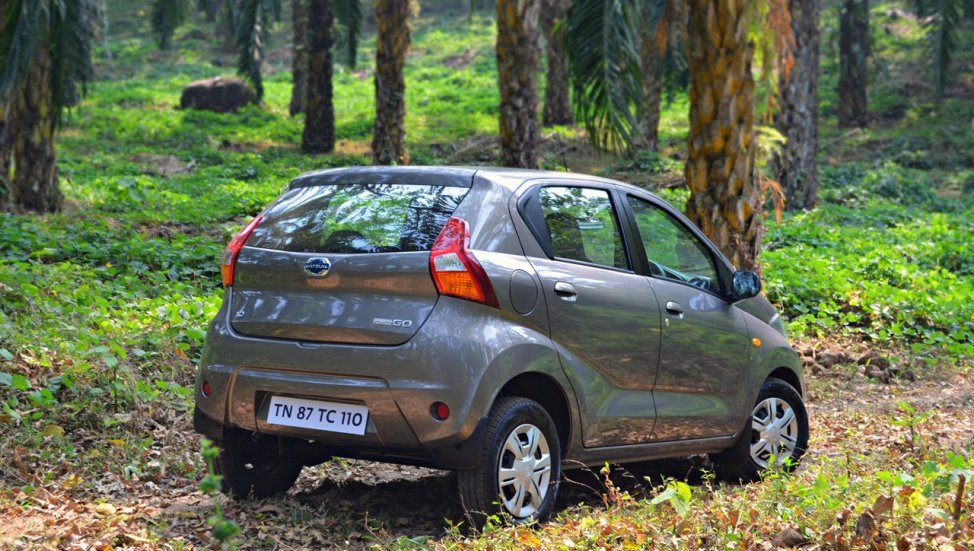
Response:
289,166,656,199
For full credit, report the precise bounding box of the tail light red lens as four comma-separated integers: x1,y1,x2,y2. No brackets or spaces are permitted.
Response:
221,215,263,287
429,217,499,308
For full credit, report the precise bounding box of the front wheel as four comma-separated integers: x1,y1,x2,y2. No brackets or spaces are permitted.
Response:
711,378,809,482
458,397,562,527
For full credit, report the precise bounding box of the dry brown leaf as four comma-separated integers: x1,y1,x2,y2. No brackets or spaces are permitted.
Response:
871,495,895,517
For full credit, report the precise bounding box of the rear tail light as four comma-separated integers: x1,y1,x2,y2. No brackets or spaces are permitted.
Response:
429,217,499,308
221,215,263,287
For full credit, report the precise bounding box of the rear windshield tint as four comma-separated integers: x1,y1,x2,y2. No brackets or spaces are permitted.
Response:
247,184,469,253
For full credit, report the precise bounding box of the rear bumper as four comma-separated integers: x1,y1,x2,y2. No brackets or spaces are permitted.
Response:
193,405,224,441
192,296,515,469
192,401,489,469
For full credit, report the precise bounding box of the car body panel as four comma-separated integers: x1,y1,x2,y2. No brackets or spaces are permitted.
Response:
645,277,751,440
194,166,803,472
530,256,662,447
230,249,438,345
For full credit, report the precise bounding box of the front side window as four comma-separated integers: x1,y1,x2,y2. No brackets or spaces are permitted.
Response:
628,196,719,292
539,186,627,269
247,184,468,253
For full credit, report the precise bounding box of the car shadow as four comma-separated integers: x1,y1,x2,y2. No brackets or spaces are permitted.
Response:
283,456,715,540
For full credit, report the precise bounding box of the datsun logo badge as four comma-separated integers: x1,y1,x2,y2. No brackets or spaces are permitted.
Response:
303,257,332,277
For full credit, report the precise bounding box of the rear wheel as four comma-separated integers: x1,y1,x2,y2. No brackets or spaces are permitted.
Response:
458,397,561,527
215,429,303,499
711,378,809,482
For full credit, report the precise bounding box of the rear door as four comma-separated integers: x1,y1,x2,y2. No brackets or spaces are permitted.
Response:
521,183,663,448
230,180,469,345
622,194,750,440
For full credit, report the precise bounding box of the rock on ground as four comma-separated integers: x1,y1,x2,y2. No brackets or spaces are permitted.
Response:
179,76,256,113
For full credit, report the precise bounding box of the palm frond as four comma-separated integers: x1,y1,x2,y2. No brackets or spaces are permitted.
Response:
334,0,363,68
0,0,50,100
151,0,189,50
925,0,963,99
565,0,644,151
234,0,272,100
0,0,98,122
50,0,99,121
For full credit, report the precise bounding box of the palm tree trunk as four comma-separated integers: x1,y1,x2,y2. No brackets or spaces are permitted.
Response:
838,0,868,127
541,0,572,126
371,0,410,165
0,102,10,210
289,0,309,116
0,0,8,209
496,0,541,168
301,0,335,154
774,0,821,210
10,48,61,213
684,0,761,271
635,24,664,151
205,0,224,22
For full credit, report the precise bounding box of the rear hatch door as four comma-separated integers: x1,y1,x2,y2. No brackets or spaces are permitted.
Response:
229,170,471,345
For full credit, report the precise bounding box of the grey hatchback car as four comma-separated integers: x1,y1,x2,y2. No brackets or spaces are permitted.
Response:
193,166,808,524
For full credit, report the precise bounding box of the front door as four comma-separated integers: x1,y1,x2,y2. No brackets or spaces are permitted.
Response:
625,195,750,441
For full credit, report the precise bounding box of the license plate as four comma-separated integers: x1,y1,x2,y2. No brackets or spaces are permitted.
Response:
266,396,369,436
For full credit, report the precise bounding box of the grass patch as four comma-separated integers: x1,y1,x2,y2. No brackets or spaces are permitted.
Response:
0,0,971,548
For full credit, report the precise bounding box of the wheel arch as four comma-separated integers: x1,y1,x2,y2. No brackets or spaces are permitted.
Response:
767,366,803,397
496,372,572,456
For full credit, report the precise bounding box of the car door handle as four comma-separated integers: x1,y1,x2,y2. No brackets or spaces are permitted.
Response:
554,282,577,302
665,301,684,316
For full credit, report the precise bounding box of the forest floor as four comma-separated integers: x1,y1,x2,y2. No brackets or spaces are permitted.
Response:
2,347,971,549
1,0,972,549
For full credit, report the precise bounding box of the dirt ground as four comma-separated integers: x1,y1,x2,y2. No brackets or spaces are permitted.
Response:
2,367,972,550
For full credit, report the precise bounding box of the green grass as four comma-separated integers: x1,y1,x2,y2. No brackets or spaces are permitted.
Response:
0,0,972,548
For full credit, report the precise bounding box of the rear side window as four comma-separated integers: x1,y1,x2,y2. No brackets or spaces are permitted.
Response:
539,186,627,269
247,184,469,253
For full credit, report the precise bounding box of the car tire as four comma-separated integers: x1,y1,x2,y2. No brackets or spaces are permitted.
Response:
458,397,561,528
711,377,809,482
214,429,303,499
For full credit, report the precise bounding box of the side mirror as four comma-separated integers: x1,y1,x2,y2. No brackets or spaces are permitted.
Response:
730,270,762,301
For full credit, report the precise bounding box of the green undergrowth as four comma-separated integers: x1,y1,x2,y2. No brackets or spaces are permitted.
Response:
425,449,973,549
762,160,974,361
0,0,971,547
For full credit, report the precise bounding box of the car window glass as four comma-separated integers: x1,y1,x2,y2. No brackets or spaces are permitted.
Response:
539,187,627,269
627,196,719,292
247,184,468,254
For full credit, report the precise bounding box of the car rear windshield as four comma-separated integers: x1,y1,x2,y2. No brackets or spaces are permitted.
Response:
246,183,469,254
